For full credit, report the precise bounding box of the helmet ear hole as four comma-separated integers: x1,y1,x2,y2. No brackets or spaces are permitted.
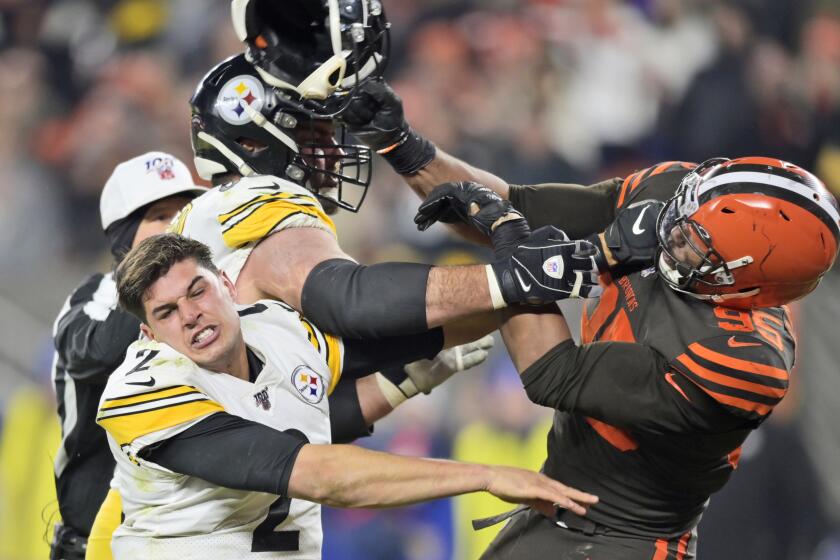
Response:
779,209,791,221
721,207,735,214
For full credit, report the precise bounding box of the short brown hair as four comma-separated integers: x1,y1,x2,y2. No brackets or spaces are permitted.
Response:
116,233,219,322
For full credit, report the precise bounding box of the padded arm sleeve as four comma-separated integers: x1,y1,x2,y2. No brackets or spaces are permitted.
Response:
301,258,432,339
140,412,307,496
340,328,444,380
508,179,621,237
329,380,373,443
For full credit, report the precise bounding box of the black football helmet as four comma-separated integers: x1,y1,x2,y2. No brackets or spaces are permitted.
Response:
190,53,372,212
230,0,389,116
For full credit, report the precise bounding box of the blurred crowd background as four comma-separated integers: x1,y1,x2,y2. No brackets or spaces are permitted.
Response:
1,0,840,558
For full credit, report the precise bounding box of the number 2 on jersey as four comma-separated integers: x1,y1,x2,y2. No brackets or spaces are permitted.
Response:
251,496,300,552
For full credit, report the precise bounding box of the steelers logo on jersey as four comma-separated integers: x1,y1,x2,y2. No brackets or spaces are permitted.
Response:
291,365,326,405
216,75,265,126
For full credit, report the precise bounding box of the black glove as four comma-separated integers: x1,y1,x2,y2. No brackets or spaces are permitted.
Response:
587,199,664,273
490,227,602,305
415,181,530,259
341,79,435,174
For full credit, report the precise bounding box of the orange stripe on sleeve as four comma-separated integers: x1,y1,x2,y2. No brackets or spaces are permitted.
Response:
675,355,786,399
652,538,669,560
616,174,636,209
585,417,638,451
678,376,774,416
688,343,789,381
676,532,690,560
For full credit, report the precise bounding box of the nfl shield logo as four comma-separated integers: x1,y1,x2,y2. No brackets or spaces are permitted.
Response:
291,366,325,405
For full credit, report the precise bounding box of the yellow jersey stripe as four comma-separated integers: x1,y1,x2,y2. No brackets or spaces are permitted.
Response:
168,202,193,235
98,399,224,446
220,200,336,248
218,192,319,225
325,333,343,394
299,319,321,352
101,385,198,410
218,194,278,225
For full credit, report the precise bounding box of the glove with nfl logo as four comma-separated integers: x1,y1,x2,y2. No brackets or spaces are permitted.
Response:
375,335,495,408
488,227,603,307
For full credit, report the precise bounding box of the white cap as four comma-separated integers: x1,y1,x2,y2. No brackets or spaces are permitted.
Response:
100,151,207,230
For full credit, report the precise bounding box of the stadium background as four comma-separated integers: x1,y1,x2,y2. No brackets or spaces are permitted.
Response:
1,0,840,558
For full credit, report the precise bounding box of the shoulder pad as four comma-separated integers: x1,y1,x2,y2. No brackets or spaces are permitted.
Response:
98,341,222,446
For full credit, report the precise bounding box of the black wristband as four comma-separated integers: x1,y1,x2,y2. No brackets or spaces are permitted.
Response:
381,128,436,175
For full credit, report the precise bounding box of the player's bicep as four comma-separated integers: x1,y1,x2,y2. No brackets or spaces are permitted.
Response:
521,340,734,433
240,227,354,309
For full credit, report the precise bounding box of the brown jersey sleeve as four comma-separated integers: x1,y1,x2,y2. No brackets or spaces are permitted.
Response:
507,178,621,237
670,335,790,423
521,340,745,434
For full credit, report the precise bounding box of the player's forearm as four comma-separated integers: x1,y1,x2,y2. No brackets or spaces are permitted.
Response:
355,374,394,426
425,265,497,328
406,150,510,245
288,443,490,508
500,305,572,373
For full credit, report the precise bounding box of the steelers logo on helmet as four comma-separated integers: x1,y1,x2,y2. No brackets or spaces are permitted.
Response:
216,75,265,126
291,365,326,405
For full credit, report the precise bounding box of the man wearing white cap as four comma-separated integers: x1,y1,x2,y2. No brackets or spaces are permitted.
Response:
50,152,205,560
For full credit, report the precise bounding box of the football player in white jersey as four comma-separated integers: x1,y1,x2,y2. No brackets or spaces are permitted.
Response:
96,233,598,559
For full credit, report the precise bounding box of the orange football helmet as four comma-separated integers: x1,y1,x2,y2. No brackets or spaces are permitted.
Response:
656,157,840,308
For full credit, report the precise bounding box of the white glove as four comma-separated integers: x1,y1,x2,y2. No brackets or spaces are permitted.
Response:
376,335,495,407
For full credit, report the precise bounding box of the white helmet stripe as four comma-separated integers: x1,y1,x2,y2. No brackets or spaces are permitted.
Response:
230,0,250,42
697,170,840,230
328,0,342,56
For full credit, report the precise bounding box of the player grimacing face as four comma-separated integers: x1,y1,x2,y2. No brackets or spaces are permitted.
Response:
140,258,245,374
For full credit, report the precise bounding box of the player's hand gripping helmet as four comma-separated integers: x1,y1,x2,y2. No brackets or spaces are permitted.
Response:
656,157,840,308
230,0,389,116
190,53,372,212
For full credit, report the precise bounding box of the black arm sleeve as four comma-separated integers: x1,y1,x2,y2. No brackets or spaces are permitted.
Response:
301,259,432,339
340,328,444,380
139,412,307,496
521,340,745,434
329,380,372,443
54,274,142,383
508,178,621,237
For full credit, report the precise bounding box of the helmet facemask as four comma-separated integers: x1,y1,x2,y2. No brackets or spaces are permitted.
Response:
656,158,756,301
190,53,372,212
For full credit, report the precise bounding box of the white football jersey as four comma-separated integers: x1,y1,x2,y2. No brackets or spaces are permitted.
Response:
97,300,343,559
169,175,336,283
